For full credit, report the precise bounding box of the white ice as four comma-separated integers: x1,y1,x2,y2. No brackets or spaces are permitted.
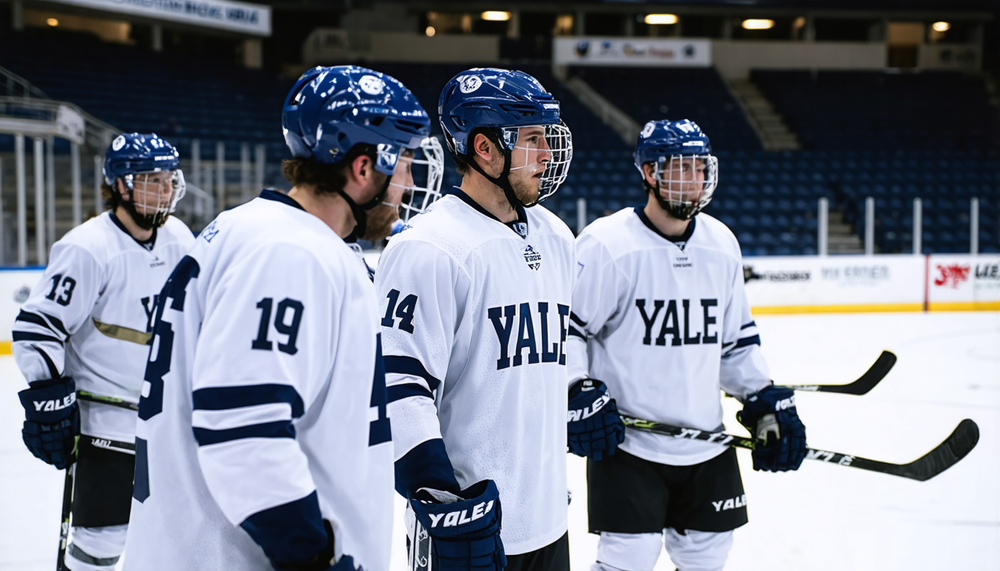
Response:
1,312,997,571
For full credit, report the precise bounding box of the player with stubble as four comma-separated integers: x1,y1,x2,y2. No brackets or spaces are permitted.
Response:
374,68,625,571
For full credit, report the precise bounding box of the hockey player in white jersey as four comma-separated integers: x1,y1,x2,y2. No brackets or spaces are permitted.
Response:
376,68,620,571
12,132,193,571
122,66,430,571
568,119,808,571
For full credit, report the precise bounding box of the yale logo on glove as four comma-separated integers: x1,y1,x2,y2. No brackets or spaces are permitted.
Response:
427,500,496,529
772,395,795,412
32,393,76,412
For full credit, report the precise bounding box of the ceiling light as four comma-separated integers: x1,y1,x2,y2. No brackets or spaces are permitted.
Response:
47,18,59,26
425,26,436,37
932,21,950,32
742,19,775,30
481,11,511,22
644,14,678,25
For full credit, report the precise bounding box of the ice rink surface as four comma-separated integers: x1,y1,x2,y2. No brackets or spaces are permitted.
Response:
1,312,997,571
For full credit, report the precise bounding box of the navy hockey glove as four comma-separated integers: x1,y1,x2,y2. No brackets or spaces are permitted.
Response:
737,385,807,472
17,378,79,470
567,379,625,461
410,480,506,571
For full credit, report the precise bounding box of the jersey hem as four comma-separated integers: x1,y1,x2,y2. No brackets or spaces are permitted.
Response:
621,440,728,467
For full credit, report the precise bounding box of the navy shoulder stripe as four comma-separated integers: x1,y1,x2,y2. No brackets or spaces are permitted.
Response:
13,331,62,344
192,384,305,418
734,335,761,349
384,356,441,391
740,321,757,330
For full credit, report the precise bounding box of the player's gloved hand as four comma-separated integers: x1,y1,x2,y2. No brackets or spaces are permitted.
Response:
737,385,807,472
272,520,364,571
17,378,79,469
567,379,625,461
410,479,506,571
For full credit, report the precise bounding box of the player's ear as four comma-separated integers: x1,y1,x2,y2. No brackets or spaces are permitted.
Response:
642,162,657,186
350,153,373,184
115,178,129,198
472,132,495,164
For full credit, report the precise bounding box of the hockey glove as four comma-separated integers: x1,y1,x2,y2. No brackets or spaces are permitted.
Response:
567,379,625,461
410,480,506,571
737,385,807,472
17,378,79,470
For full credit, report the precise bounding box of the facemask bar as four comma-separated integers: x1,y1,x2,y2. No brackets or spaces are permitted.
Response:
507,121,573,205
398,137,445,222
130,170,181,227
653,154,718,218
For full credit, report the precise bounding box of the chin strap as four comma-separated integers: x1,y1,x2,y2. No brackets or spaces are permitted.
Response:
465,130,536,211
642,178,697,221
338,175,391,238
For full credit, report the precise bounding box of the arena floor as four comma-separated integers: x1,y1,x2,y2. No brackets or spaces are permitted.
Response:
1,312,997,571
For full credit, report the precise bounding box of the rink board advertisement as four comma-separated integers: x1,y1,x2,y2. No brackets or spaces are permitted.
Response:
1,255,997,350
742,255,925,314
0,269,44,354
553,38,712,67
926,254,1000,311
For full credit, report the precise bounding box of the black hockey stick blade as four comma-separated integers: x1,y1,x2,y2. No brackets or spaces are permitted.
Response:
620,415,979,481
77,391,139,411
779,350,897,395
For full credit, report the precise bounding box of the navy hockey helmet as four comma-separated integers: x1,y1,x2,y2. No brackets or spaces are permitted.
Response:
103,132,180,186
103,133,185,229
282,65,431,176
633,119,718,220
438,68,572,206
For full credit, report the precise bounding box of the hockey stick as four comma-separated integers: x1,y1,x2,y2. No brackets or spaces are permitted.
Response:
620,415,979,481
54,435,135,570
407,509,432,571
777,350,897,395
77,391,139,411
55,464,74,571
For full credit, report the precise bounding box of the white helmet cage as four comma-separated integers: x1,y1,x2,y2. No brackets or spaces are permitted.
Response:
505,120,573,204
652,154,718,219
398,136,445,222
125,168,186,226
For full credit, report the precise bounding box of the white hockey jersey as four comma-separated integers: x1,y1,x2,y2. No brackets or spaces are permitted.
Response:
567,207,771,466
12,212,194,443
124,191,393,571
376,191,575,555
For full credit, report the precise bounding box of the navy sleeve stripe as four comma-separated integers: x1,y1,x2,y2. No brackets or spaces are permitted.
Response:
15,310,56,333
384,356,441,391
13,331,62,344
240,491,329,567
193,421,295,446
722,341,735,349
192,384,304,418
734,335,761,349
740,321,757,330
39,311,69,337
568,325,586,339
570,312,587,327
387,383,434,403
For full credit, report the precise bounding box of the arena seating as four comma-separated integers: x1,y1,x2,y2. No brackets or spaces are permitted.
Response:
1,28,996,254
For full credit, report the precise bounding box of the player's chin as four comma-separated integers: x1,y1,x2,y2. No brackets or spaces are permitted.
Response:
359,208,398,241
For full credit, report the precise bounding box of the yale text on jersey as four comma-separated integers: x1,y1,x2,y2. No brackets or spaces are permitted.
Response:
488,301,569,370
635,298,719,346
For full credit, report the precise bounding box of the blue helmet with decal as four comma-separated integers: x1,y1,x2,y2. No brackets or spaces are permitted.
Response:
103,132,179,186
633,119,718,220
438,68,573,206
282,65,431,176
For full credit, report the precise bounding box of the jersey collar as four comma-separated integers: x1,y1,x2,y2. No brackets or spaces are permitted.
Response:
259,189,306,211
109,211,157,251
451,187,529,238
634,206,696,244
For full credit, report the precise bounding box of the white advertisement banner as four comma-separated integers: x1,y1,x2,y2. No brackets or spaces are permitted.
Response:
554,37,712,67
0,269,44,348
927,254,1000,310
45,0,271,36
743,255,925,313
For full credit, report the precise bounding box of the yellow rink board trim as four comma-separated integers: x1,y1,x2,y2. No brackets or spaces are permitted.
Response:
751,303,924,315
0,341,10,355
927,301,1000,311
